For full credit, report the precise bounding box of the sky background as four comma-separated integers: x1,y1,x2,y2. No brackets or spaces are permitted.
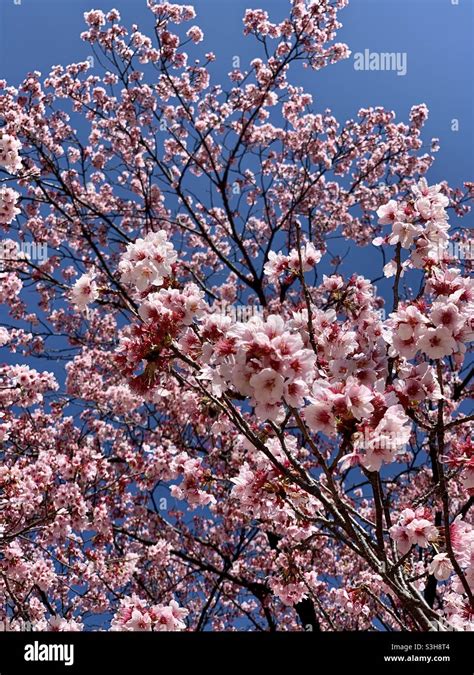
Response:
0,0,472,292
0,0,472,384
1,0,472,181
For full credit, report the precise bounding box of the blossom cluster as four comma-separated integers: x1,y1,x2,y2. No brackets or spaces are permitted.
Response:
434,520,474,629
114,232,207,392
264,242,322,284
196,313,316,421
375,179,450,271
243,0,351,71
384,270,473,362
389,507,438,555
70,273,99,312
0,364,58,407
0,186,20,225
111,595,188,631
119,230,178,292
138,283,205,326
374,180,474,365
342,404,412,472
0,133,22,174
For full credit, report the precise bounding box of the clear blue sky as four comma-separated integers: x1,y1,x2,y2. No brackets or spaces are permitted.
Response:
0,0,472,374
1,0,472,183
1,0,472,291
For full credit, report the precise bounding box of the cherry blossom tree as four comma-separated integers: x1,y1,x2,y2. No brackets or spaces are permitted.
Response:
0,0,473,632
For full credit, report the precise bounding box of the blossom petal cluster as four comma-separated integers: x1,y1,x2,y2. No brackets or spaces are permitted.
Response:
0,186,20,225
119,230,177,292
264,242,322,284
0,133,22,173
389,508,438,555
70,273,99,312
197,313,316,421
111,595,188,631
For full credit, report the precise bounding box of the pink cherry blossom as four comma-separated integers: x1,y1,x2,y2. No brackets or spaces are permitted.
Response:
0,0,472,635
304,401,336,437
389,509,438,555
376,199,399,225
250,368,285,405
0,133,22,173
0,186,20,224
418,326,457,360
70,273,99,311
119,230,177,292
429,553,452,581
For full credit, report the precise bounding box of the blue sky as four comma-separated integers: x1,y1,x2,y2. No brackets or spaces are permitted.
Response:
0,0,472,357
1,0,472,290
1,0,472,181
0,0,472,386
